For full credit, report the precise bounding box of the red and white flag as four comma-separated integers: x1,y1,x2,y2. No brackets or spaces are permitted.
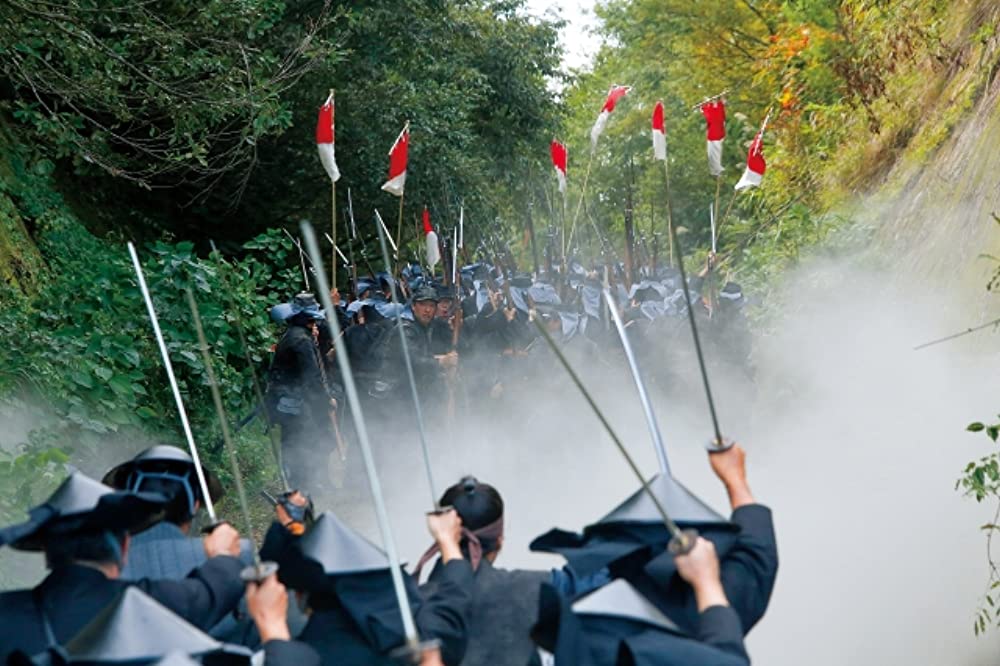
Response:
316,92,341,182
422,206,440,268
651,100,667,161
735,110,771,191
590,85,631,147
550,140,568,193
381,122,409,197
701,100,726,176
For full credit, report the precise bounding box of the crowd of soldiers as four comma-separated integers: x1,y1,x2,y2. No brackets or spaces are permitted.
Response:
0,438,776,665
0,250,774,665
267,253,753,489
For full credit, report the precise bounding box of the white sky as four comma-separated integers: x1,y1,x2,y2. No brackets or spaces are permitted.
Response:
522,0,603,73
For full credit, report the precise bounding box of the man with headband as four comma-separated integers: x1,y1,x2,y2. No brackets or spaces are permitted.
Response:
415,476,548,666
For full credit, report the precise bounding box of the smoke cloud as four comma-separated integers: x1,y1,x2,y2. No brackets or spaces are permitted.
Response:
318,247,1000,664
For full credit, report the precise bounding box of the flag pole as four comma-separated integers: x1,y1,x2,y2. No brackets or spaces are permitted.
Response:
713,175,722,239
394,193,405,274
663,158,674,268
717,107,771,235
393,121,409,275
330,89,337,292
565,149,595,257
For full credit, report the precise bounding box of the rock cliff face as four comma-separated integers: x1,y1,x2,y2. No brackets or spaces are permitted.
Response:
875,76,1000,300
858,9,1000,312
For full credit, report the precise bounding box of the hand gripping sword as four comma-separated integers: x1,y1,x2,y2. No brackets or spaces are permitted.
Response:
300,222,432,661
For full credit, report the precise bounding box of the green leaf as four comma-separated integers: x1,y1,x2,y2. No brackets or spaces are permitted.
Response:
136,406,158,420
108,374,133,396
968,422,986,432
121,348,141,367
93,366,113,381
70,371,94,388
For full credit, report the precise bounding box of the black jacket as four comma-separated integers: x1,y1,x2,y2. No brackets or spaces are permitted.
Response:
268,324,334,428
296,560,474,665
381,317,446,395
534,584,749,666
421,559,546,666
257,639,322,666
0,557,244,663
532,504,777,637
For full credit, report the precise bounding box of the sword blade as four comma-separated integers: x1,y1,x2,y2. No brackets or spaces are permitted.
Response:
300,222,421,650
530,314,685,542
127,242,217,521
603,288,671,476
373,212,440,511
208,241,289,491
186,288,262,567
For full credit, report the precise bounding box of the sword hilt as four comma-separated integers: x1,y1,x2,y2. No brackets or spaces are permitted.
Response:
705,436,736,453
390,638,442,664
200,520,230,535
240,560,280,583
667,528,700,556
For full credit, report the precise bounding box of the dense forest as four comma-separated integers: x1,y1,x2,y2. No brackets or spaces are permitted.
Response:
1,0,999,631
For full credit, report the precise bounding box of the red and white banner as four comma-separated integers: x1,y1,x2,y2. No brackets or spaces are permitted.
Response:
590,85,631,147
651,100,667,161
381,122,409,197
735,110,771,191
316,93,341,182
422,206,440,268
701,100,726,176
550,139,568,193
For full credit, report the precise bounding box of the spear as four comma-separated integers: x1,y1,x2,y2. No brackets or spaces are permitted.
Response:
281,228,311,290
913,316,1000,350
667,219,733,452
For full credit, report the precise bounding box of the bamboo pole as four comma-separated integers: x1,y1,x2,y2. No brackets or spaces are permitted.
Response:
331,180,337,291
394,193,405,274
663,158,674,267
565,149,595,256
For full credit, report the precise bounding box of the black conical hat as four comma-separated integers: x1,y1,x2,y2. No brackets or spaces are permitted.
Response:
102,445,223,503
64,587,223,660
152,654,202,666
0,472,167,551
298,512,391,575
572,579,684,635
597,474,729,527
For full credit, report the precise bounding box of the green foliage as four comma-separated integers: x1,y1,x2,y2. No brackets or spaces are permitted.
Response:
552,0,986,296
0,131,302,528
0,0,564,257
958,416,1000,635
0,0,334,194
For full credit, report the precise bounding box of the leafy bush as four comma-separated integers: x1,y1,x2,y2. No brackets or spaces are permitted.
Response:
0,212,303,527
959,417,1000,635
